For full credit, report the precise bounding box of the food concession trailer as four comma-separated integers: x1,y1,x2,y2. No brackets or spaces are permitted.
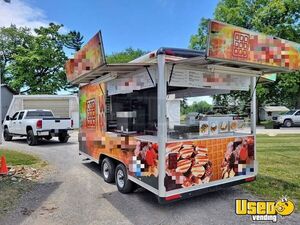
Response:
65,20,300,203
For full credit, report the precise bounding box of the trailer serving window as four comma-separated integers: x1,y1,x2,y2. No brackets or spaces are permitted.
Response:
166,66,253,141
106,68,157,136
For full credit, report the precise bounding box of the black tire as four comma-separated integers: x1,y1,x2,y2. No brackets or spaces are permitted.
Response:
44,135,52,140
58,133,69,143
3,128,13,141
101,158,115,183
284,119,292,127
115,163,134,194
27,130,38,146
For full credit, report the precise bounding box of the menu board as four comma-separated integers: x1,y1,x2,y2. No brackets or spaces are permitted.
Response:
230,120,238,131
209,122,218,135
168,67,250,91
198,117,250,137
107,69,156,96
219,121,229,133
199,121,209,136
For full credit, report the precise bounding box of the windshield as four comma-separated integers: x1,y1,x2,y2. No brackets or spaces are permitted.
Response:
25,111,54,119
284,110,296,115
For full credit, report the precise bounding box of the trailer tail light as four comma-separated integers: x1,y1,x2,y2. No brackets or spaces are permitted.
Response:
36,120,42,129
245,176,256,182
165,194,181,201
165,49,174,55
71,119,74,128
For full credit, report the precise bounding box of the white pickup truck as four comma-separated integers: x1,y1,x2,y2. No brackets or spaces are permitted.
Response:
273,109,300,127
3,109,73,145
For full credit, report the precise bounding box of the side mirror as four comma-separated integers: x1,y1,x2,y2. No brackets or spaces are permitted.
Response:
5,115,10,121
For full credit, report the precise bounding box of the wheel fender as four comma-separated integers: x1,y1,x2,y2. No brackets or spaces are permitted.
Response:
284,119,293,124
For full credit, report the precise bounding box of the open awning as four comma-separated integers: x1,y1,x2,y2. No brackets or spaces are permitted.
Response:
171,56,291,75
70,63,154,84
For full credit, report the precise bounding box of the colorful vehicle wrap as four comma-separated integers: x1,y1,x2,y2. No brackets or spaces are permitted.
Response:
65,32,105,82
165,136,255,191
207,20,300,71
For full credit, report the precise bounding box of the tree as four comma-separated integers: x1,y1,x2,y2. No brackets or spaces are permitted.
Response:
106,48,147,63
189,18,210,50
7,24,67,94
0,25,31,84
0,23,83,94
190,0,300,110
181,101,212,115
63,30,84,51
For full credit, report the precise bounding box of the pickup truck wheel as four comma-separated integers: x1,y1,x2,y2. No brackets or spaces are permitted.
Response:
101,158,115,183
284,119,292,127
115,163,134,194
27,130,38,146
3,128,13,141
58,133,69,143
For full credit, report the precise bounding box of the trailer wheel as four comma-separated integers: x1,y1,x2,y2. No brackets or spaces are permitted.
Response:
27,130,38,146
115,163,134,194
4,128,13,141
101,158,115,183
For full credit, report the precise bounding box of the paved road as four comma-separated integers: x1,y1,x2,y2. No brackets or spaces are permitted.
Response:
257,126,300,135
1,132,299,225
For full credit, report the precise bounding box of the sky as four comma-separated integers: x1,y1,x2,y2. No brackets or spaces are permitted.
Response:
0,0,218,102
0,0,219,54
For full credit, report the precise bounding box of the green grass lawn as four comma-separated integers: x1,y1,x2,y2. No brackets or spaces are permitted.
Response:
242,134,300,210
0,149,46,219
0,149,40,166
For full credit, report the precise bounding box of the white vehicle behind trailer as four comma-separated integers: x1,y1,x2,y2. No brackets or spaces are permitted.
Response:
3,109,73,145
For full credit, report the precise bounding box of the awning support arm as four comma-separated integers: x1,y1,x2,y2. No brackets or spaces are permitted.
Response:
168,63,175,84
99,84,104,96
250,75,262,99
145,66,155,86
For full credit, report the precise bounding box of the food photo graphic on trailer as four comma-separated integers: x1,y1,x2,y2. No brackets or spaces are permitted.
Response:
65,19,300,215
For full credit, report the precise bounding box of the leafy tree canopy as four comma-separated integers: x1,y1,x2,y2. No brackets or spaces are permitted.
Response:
0,23,83,94
106,48,147,63
181,100,212,115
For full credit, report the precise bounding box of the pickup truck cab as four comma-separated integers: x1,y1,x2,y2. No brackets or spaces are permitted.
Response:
273,109,300,127
3,109,73,145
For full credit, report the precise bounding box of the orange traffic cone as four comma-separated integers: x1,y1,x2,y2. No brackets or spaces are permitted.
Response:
0,155,8,175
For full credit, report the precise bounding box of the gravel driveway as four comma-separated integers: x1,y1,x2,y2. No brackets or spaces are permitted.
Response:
1,131,299,225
